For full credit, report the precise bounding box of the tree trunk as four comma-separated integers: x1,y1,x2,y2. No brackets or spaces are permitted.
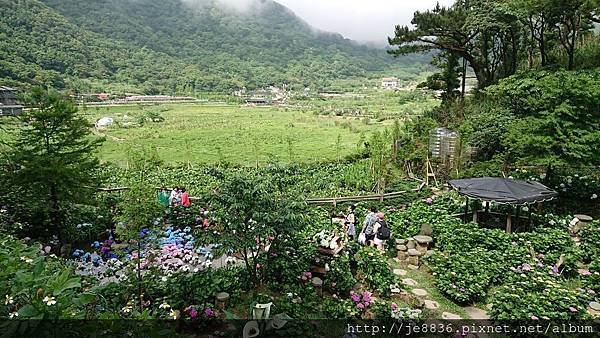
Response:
49,184,62,247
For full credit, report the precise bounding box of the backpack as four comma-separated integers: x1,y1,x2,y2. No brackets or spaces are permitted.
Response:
377,221,391,240
364,223,374,236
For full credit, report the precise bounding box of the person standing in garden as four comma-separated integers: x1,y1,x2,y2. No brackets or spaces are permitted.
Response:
360,206,378,245
181,187,191,207
345,205,356,240
157,187,170,207
373,212,390,253
169,187,181,206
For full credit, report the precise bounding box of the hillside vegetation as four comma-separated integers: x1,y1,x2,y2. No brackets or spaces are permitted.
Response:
0,0,428,93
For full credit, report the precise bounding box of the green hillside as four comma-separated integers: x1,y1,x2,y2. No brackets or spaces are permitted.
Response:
0,0,428,94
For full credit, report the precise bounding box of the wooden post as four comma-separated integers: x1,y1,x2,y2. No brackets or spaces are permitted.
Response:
506,207,512,233
464,197,469,224
515,206,521,231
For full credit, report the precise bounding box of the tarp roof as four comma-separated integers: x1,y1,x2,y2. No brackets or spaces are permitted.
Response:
449,177,558,205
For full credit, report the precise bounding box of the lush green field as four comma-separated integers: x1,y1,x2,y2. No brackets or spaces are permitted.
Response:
81,103,398,166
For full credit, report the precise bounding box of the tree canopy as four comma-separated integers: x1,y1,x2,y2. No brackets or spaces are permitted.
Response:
0,88,104,241
389,0,599,91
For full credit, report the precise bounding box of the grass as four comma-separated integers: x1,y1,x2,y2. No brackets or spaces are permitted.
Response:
80,103,398,166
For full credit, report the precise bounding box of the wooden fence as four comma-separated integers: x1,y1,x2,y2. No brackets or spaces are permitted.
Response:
305,182,427,206
98,182,427,205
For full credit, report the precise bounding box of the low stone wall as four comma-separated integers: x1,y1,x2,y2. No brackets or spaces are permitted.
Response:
395,235,433,268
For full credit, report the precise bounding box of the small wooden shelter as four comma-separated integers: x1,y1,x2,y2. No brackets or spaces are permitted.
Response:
449,177,558,233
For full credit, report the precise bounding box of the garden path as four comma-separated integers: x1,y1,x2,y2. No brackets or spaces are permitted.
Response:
388,258,468,319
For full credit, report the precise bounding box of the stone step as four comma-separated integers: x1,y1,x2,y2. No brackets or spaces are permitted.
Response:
424,299,439,310
401,278,418,286
411,288,428,297
442,312,461,320
463,306,490,320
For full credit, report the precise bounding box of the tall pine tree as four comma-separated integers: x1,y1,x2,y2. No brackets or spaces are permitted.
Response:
4,88,104,242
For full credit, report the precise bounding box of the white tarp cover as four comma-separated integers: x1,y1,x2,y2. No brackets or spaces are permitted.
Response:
95,117,114,128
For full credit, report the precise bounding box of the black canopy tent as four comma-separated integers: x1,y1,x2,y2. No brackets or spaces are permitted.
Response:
449,177,558,232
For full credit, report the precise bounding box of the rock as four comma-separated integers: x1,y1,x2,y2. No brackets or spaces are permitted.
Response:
396,239,407,245
578,269,591,276
424,300,439,310
414,235,433,245
407,264,419,270
215,292,230,310
590,302,600,311
407,249,421,256
408,256,420,266
464,306,490,320
574,214,593,222
406,239,416,249
420,224,433,236
311,277,323,287
216,292,230,302
396,245,408,251
393,269,407,276
401,278,418,286
442,312,461,320
424,250,434,258
411,289,428,297
391,287,401,294
397,251,407,260
416,245,428,254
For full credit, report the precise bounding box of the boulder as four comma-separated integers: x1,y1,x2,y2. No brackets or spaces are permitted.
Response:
574,214,593,222
311,277,323,287
408,256,420,266
414,235,433,245
395,239,407,245
419,224,433,236
397,251,407,260
407,249,421,256
406,239,416,249
396,245,408,251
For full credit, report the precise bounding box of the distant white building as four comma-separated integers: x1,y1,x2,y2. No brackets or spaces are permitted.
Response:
381,77,399,89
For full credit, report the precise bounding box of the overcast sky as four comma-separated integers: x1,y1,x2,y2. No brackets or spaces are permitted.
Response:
275,0,455,43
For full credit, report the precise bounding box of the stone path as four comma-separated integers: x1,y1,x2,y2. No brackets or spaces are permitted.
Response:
401,278,418,286
442,311,461,320
463,306,490,320
424,300,439,310
411,288,428,297
393,268,407,276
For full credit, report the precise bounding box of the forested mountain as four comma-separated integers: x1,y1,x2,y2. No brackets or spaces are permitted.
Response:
0,0,426,94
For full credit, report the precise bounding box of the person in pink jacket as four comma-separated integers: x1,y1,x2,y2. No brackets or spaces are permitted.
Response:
180,187,191,207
